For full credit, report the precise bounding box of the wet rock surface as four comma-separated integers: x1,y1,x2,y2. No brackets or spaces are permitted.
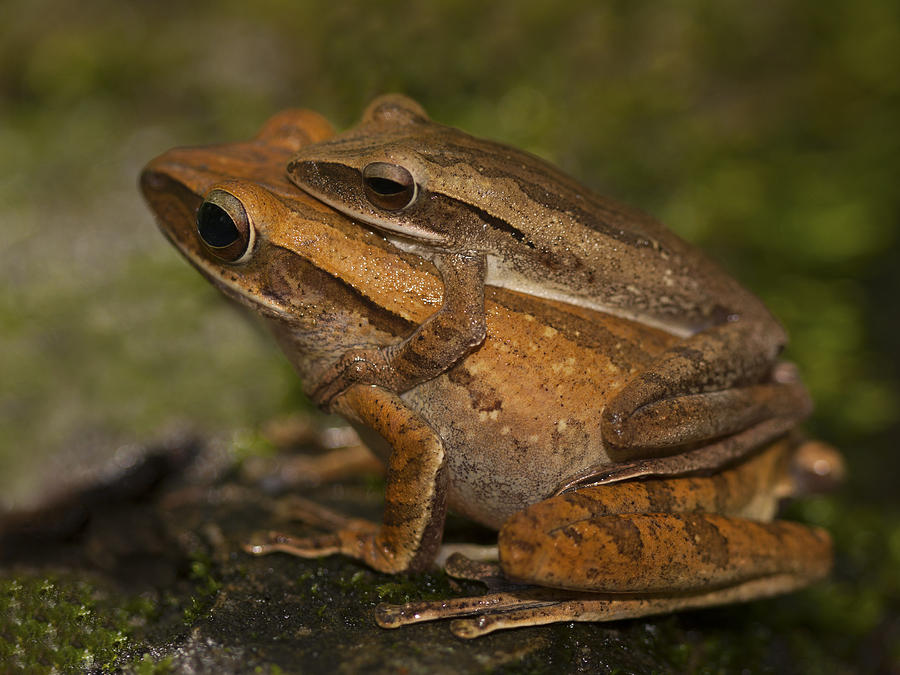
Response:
0,433,893,674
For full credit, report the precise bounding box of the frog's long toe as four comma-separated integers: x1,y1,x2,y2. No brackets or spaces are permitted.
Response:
273,494,379,533
375,591,556,629
243,530,343,558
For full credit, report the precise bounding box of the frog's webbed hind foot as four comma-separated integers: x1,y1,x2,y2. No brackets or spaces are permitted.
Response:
375,587,568,637
375,552,569,637
440,551,529,593
376,573,821,638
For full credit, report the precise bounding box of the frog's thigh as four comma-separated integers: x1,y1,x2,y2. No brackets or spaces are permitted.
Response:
605,381,811,453
602,321,812,455
380,503,831,638
499,499,832,594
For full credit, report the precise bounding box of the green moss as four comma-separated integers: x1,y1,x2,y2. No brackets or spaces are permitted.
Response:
127,653,175,675
0,574,152,674
183,553,223,625
254,665,284,675
371,573,454,606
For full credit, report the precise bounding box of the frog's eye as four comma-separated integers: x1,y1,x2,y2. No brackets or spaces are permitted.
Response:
197,189,254,262
362,162,417,211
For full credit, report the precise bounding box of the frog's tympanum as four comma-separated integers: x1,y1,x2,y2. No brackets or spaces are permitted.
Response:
142,102,842,638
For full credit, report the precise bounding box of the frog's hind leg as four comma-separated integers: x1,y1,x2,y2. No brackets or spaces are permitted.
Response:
499,442,832,600
377,442,833,637
378,510,831,637
601,317,813,460
379,571,820,638
498,511,831,597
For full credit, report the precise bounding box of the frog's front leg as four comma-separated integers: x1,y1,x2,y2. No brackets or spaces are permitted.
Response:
247,384,448,573
312,252,486,408
601,318,812,459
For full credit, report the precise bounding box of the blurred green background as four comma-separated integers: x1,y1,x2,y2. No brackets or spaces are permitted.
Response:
1,0,897,669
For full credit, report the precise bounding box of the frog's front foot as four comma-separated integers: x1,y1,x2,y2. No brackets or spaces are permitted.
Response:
312,348,393,408
245,526,394,567
243,494,379,560
245,530,345,558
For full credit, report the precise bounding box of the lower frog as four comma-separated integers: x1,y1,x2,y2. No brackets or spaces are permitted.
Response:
141,110,842,638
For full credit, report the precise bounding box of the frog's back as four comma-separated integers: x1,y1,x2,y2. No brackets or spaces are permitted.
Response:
406,125,774,338
402,287,680,530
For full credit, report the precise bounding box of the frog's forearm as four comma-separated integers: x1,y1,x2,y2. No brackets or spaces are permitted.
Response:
309,252,486,407
335,385,449,572
382,252,486,390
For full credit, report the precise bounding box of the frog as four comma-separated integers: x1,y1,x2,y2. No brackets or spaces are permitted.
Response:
141,109,842,638
286,95,814,476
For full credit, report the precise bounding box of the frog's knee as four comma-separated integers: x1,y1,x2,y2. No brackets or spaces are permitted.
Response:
497,510,544,582
600,405,633,447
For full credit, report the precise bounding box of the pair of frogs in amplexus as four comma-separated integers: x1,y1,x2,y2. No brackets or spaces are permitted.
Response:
141,95,841,638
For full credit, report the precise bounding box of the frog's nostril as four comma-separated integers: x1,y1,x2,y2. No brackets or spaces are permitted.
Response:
140,169,166,193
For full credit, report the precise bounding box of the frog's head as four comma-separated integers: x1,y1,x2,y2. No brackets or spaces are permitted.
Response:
141,109,437,373
285,94,460,248
286,94,588,255
140,109,341,321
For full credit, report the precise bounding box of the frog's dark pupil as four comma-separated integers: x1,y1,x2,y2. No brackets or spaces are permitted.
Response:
197,202,240,247
367,177,407,196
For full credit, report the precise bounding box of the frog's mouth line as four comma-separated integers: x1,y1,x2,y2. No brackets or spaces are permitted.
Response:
168,229,294,322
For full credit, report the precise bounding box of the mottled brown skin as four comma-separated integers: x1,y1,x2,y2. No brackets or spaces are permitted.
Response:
377,437,833,637
142,111,841,637
288,95,813,471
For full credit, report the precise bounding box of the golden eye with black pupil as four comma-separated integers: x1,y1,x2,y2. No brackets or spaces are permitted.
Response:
362,162,417,210
197,189,254,262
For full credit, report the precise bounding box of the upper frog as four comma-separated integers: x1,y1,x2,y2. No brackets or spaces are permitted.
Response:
287,95,811,465
287,94,774,337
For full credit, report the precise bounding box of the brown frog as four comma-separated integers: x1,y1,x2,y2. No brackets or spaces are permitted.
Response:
141,109,841,638
287,95,814,473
